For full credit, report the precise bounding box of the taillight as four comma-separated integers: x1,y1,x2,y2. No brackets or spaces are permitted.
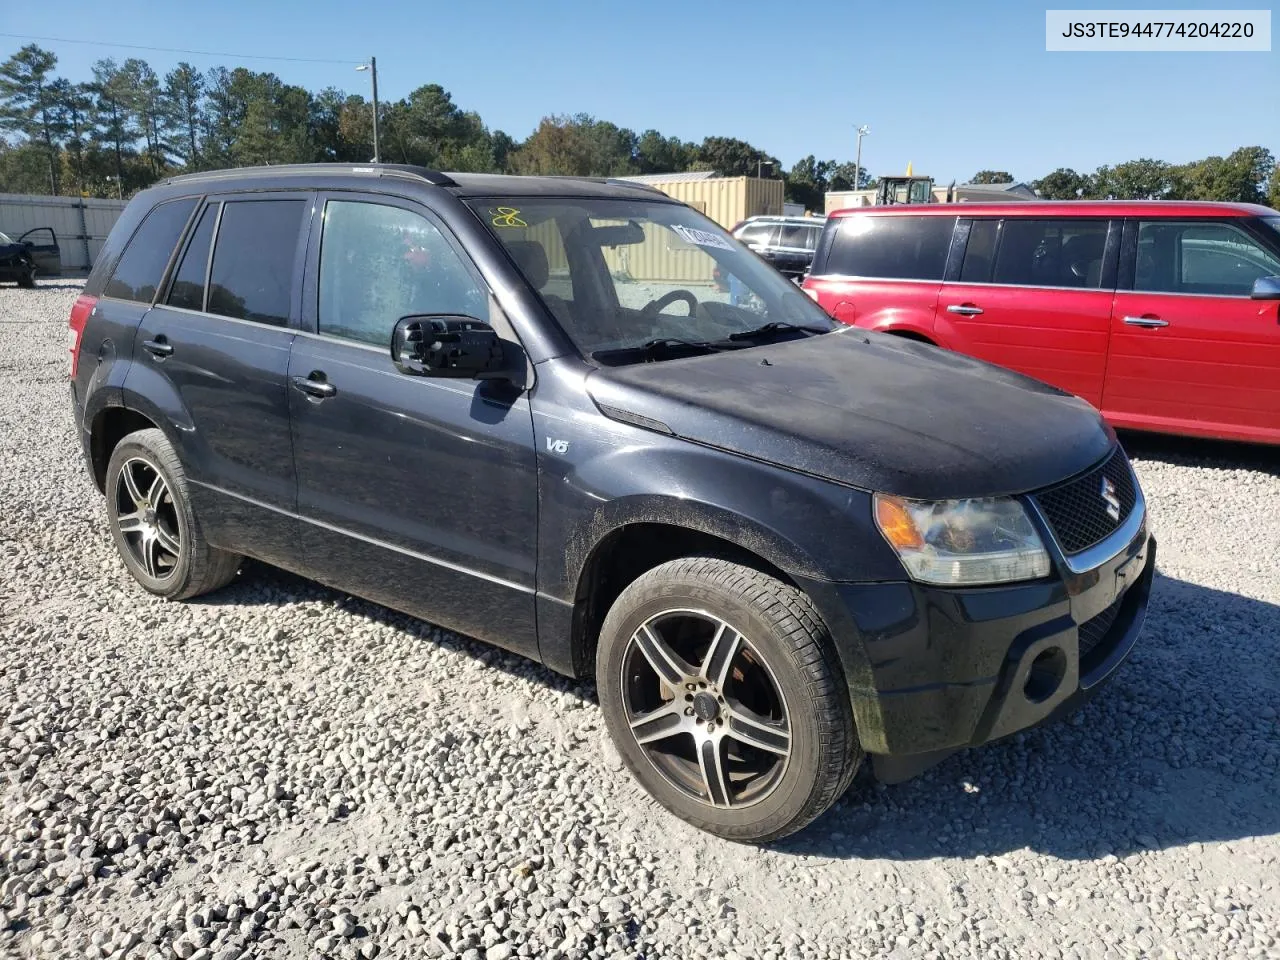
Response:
68,294,97,379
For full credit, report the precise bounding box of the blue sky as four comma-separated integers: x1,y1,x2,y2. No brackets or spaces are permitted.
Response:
5,0,1276,183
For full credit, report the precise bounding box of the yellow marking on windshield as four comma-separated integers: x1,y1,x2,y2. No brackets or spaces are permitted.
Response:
491,207,527,228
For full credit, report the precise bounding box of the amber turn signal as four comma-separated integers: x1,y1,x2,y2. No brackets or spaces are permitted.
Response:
874,495,925,550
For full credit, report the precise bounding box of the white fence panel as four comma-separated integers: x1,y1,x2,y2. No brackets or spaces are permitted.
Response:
0,194,128,273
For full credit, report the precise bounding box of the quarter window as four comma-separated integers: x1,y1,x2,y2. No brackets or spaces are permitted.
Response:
104,197,198,303
318,201,488,347
991,219,1108,289
166,204,218,312
825,216,954,281
207,200,306,326
1135,220,1280,296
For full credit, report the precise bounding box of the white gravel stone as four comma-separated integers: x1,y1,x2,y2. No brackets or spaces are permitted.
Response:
1,282,1278,960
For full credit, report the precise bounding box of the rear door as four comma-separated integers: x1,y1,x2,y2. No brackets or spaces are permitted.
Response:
805,214,953,336
1103,217,1280,443
19,227,61,276
287,192,540,657
934,217,1118,407
133,192,312,566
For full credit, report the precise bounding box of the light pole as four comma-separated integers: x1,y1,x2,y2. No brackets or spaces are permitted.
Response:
853,124,870,196
356,58,381,163
756,158,774,179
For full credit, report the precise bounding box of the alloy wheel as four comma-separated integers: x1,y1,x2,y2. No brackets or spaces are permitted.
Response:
113,457,182,581
620,609,791,809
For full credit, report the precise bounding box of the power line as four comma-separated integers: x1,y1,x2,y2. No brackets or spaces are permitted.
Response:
0,32,361,66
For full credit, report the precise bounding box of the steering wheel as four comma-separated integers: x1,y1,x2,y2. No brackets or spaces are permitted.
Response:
640,289,698,317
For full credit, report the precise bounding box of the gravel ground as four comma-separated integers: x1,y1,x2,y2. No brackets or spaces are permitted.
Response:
1,283,1278,960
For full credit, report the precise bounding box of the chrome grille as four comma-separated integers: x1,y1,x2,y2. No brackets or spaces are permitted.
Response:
1032,450,1137,555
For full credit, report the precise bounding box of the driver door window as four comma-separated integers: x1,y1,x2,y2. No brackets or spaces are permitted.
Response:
1135,220,1280,297
318,200,488,346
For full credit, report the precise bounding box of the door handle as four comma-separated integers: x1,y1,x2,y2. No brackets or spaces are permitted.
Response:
142,337,173,358
291,374,337,399
1122,316,1169,328
946,304,984,316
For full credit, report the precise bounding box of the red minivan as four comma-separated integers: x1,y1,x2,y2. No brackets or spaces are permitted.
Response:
802,201,1280,445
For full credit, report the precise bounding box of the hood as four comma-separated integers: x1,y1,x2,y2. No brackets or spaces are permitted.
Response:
584,329,1113,500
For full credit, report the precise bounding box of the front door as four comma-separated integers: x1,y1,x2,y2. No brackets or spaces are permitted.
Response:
935,217,1117,407
20,227,61,276
137,193,311,566
1104,217,1280,443
288,194,540,656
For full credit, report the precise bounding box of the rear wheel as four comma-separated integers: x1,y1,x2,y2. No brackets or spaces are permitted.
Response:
105,428,241,600
597,557,861,842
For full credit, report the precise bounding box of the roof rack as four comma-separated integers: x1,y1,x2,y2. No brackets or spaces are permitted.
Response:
160,163,457,188
534,174,668,195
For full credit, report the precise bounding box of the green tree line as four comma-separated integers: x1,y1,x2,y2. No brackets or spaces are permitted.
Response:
1,43,1276,210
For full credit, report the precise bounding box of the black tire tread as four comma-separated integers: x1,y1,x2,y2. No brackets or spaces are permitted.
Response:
107,428,241,600
600,556,861,842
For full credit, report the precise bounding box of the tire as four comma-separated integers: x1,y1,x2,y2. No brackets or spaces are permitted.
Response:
596,557,861,842
104,428,241,600
17,267,35,289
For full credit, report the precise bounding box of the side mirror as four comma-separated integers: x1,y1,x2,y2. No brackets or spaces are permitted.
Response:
1250,276,1280,300
391,315,506,379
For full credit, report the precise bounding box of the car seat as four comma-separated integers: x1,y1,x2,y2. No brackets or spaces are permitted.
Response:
505,240,575,329
1062,232,1106,288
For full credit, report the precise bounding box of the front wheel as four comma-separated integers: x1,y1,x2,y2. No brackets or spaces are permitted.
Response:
17,266,35,288
597,557,861,842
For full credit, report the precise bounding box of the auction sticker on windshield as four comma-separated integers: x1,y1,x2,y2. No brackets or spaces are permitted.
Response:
671,224,734,250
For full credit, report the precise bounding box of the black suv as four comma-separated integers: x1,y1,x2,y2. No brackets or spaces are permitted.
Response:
69,165,1154,842
732,215,826,281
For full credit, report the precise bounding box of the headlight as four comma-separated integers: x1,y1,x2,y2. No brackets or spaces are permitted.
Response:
873,494,1051,586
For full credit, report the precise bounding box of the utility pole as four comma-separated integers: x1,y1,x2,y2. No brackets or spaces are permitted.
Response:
357,58,381,163
853,125,870,198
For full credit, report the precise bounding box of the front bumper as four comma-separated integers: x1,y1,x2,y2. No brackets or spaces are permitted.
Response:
802,518,1154,780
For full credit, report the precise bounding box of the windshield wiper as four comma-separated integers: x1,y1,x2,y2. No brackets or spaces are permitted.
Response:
727,321,832,342
593,337,725,364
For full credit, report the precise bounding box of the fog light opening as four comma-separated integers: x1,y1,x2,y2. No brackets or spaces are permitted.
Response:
1024,647,1067,704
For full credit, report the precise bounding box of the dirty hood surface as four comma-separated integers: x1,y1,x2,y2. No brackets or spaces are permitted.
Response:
584,329,1113,500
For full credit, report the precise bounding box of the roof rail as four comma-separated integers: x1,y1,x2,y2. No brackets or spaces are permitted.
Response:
534,174,669,195
160,163,456,188
604,178,668,195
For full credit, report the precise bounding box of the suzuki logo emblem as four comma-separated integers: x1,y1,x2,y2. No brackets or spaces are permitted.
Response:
1100,476,1122,522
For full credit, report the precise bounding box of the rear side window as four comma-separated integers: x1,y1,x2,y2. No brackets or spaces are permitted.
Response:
960,220,999,282
207,200,306,326
166,204,218,312
104,198,198,303
992,219,1108,289
825,216,953,281
779,224,821,250
1135,220,1280,296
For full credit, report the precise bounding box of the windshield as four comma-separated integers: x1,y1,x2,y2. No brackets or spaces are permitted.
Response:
466,198,836,361
0,232,12,244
